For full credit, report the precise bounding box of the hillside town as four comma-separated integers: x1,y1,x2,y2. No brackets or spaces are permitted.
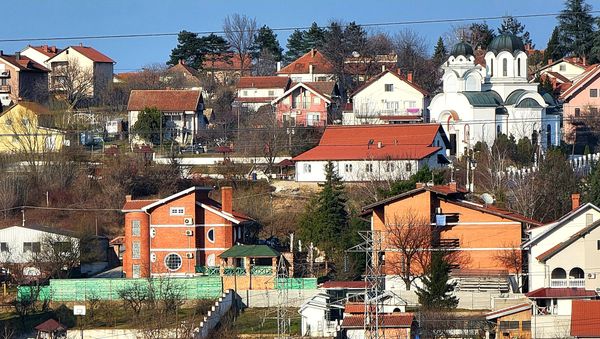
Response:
3,1,600,338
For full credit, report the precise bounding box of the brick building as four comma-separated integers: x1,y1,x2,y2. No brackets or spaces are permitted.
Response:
271,81,341,127
121,186,253,278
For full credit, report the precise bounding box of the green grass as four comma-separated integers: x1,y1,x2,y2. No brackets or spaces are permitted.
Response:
234,307,300,335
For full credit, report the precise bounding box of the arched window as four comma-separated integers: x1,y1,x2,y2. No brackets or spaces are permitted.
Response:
490,60,494,76
502,58,508,76
207,228,215,243
464,124,470,143
569,267,584,279
551,267,566,279
465,75,479,91
546,124,552,146
497,125,501,136
517,58,521,77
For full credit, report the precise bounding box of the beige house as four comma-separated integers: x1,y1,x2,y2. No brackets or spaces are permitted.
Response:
46,45,114,99
0,52,49,106
0,102,65,153
20,45,61,68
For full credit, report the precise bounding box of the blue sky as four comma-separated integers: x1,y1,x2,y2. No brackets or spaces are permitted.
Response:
1,0,576,71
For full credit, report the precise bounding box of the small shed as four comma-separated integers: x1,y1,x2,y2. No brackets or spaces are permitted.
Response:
219,244,280,275
35,318,66,339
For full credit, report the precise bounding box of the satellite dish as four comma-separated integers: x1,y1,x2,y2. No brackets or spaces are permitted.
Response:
352,51,360,58
480,193,495,205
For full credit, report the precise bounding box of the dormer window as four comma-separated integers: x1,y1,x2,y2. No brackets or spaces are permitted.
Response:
385,84,393,92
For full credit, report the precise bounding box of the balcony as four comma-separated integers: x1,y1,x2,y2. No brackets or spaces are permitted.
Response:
354,108,423,119
0,85,10,93
550,278,585,288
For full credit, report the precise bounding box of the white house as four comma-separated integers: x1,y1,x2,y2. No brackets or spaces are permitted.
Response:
299,292,343,337
292,124,450,182
20,45,61,68
127,89,206,145
0,225,77,265
429,34,561,157
234,76,291,112
343,69,429,125
45,45,114,99
538,57,588,83
521,196,600,338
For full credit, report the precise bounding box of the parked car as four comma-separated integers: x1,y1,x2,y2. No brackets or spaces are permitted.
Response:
180,144,205,154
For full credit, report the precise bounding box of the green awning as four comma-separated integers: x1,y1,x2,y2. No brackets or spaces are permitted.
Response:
219,245,280,258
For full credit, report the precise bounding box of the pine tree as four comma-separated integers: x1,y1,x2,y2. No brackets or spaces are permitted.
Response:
168,31,204,69
585,161,600,206
498,16,533,46
303,22,326,51
416,251,459,310
468,22,495,49
432,37,448,66
251,25,283,61
590,18,600,64
558,0,594,59
285,30,306,63
545,27,564,63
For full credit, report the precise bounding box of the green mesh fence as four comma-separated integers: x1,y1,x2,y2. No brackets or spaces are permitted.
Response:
275,278,317,289
18,276,222,302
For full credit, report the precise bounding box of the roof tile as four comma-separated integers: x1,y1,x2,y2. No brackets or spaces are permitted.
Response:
127,90,202,111
571,300,600,337
237,76,291,89
341,314,414,328
278,49,334,75
70,46,114,63
526,287,597,299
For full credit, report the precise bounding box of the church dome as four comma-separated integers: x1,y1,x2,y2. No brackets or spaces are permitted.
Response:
488,33,525,54
450,41,474,57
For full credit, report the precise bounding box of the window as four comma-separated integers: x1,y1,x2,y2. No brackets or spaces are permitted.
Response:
345,163,353,172
169,207,185,216
150,228,156,238
132,220,141,237
502,58,507,77
591,89,598,97
0,242,7,252
207,228,215,243
517,58,521,76
587,213,594,226
405,163,412,172
303,163,311,173
315,76,327,82
313,96,320,104
242,90,248,96
164,253,182,271
385,163,394,172
522,321,531,331
385,101,399,111
365,163,373,173
547,124,552,146
575,108,581,117
132,241,141,259
306,113,320,126
597,240,600,250
384,84,393,92
559,64,566,71
132,264,141,278
499,321,519,330
23,242,40,253
490,60,494,76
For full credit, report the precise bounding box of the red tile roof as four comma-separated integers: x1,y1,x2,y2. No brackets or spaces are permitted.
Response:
344,303,377,314
571,300,600,337
351,70,428,97
0,54,49,72
234,97,277,103
296,81,338,99
321,281,368,289
237,76,291,89
526,288,597,299
292,124,445,161
545,71,571,84
341,314,414,328
70,46,114,63
28,45,61,58
35,319,66,332
122,199,158,211
203,53,252,71
560,64,600,101
278,49,334,75
127,90,202,111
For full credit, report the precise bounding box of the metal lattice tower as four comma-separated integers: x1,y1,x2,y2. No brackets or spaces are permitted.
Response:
347,230,384,339
276,254,289,339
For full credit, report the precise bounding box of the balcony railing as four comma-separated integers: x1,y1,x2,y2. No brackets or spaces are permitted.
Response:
355,108,422,118
223,267,246,276
195,266,220,276
550,278,585,288
0,85,10,93
251,265,273,276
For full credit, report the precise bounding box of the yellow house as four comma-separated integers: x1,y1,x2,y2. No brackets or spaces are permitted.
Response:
0,102,65,153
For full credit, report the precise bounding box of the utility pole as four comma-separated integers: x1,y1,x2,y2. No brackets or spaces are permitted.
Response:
276,255,289,339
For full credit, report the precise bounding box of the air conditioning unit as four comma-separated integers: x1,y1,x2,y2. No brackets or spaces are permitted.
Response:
588,273,596,279
185,230,193,236
186,253,194,259
150,228,156,238
596,287,600,293
150,253,156,262
184,217,194,225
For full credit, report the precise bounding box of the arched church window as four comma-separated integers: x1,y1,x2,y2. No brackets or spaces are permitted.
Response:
465,75,478,91
517,58,521,77
502,59,507,77
547,124,552,146
497,125,501,136
490,60,494,76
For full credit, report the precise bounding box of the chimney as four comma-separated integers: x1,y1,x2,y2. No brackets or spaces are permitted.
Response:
583,56,587,66
79,42,83,47
125,195,132,202
415,182,426,189
0,50,3,56
381,65,386,72
449,181,458,192
396,68,401,75
221,186,233,214
571,193,581,210
179,59,185,65
15,52,20,60
547,59,553,65
377,141,383,149
407,71,413,83
276,61,281,72
311,49,316,57
309,64,314,75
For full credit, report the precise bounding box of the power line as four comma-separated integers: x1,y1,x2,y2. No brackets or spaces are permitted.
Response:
1,10,599,43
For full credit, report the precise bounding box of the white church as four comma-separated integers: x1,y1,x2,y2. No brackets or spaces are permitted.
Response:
429,33,562,157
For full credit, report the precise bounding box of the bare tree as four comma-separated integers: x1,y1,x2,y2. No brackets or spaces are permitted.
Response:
493,242,524,292
34,233,80,279
223,14,257,74
118,281,150,318
385,211,433,290
50,58,94,109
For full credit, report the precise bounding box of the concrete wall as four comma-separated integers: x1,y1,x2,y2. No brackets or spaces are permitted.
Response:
240,289,319,308
153,154,291,166
196,289,238,339
531,314,571,338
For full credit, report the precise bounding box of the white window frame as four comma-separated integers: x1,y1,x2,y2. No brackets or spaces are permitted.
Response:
303,163,312,173
384,84,393,92
366,163,373,173
169,207,185,216
132,264,141,278
132,220,141,237
164,252,183,271
132,241,141,259
207,228,215,243
345,163,353,172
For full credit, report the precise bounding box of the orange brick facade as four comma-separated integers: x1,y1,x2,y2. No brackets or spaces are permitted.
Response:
122,187,249,278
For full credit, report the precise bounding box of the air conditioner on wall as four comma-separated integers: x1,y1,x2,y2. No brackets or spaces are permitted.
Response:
184,217,194,225
185,230,193,236
588,273,596,279
186,253,194,259
151,253,156,262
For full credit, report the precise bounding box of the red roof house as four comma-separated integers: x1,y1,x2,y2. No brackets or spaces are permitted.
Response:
278,49,335,82
271,81,341,127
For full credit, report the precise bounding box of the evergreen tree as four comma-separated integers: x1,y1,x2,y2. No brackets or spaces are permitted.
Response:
468,22,495,49
251,25,283,61
558,0,595,59
432,37,448,66
416,251,459,309
168,31,204,69
585,161,600,206
303,22,326,51
284,30,306,63
131,107,164,145
498,16,533,46
545,27,565,63
590,18,600,64
298,161,349,257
